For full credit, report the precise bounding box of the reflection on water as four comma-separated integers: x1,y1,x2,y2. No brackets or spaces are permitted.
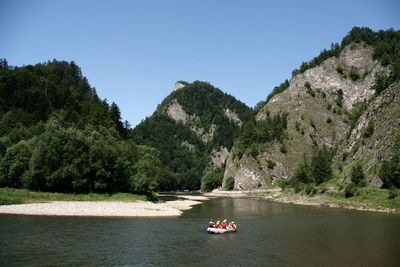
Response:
0,198,399,266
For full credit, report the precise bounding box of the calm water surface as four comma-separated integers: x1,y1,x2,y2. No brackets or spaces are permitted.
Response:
0,198,399,266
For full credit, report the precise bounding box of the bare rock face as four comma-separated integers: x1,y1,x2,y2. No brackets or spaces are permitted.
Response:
224,108,242,127
181,141,195,152
226,42,390,190
166,99,188,124
165,98,216,144
173,82,186,91
223,155,272,190
211,146,229,169
339,42,376,71
258,43,382,120
192,124,216,143
337,83,400,182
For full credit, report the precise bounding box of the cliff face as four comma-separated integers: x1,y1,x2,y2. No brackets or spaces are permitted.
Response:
337,82,400,186
223,42,392,190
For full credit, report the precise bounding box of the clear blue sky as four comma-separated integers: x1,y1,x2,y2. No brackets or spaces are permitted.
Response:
1,0,399,126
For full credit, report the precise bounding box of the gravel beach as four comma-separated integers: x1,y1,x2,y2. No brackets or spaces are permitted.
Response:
0,199,203,217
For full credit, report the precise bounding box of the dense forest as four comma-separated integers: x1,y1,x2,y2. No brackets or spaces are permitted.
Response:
133,81,252,191
0,60,161,198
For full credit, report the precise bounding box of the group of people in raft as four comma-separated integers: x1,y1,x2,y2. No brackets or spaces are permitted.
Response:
208,219,237,230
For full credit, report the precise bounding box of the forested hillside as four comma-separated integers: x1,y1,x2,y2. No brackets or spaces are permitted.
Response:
133,81,252,191
0,60,162,198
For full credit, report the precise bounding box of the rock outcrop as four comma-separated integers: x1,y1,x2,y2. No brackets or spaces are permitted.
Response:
173,81,186,91
166,99,189,124
338,82,400,184
211,146,229,169
224,42,391,190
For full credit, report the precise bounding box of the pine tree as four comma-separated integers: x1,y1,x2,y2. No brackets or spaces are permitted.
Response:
351,163,366,187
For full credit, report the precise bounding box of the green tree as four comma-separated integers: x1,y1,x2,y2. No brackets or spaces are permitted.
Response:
380,132,400,188
311,145,332,185
292,162,312,184
130,146,162,200
201,168,224,192
351,163,366,187
110,102,126,137
224,176,235,190
0,140,32,188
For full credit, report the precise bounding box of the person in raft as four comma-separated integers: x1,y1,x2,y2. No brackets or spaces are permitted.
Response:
221,219,227,229
229,221,237,230
214,220,220,228
208,219,215,228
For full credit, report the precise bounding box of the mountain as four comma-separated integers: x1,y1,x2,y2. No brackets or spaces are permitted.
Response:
222,27,400,191
132,81,252,191
1,27,399,197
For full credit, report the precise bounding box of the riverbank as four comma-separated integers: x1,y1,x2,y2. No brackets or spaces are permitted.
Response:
205,188,400,214
0,199,203,217
0,188,207,217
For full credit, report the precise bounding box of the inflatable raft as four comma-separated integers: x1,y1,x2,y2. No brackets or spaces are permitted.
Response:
207,227,237,234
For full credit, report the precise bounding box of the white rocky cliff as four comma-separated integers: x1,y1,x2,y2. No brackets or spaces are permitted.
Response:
223,42,386,190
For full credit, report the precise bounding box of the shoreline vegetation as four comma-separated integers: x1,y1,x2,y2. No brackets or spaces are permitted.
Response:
1,187,399,217
0,188,206,217
205,188,400,214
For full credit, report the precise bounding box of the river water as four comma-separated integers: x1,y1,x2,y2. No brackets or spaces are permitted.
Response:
0,197,399,266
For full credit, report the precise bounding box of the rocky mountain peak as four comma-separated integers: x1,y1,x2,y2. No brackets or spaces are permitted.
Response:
173,81,187,91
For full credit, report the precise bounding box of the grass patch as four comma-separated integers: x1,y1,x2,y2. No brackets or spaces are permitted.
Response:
327,187,400,212
0,187,146,205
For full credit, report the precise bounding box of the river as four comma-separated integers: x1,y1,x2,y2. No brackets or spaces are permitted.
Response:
0,197,399,266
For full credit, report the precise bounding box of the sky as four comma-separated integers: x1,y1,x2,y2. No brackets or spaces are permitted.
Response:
1,0,399,126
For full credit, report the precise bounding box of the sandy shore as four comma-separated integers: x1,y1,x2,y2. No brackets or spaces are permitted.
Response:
0,198,204,217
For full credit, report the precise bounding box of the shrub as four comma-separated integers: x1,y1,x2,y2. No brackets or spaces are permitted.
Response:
311,145,333,185
373,71,390,95
306,86,315,97
363,121,374,138
310,120,316,129
224,176,235,190
0,140,32,188
292,163,312,184
380,131,400,189
201,169,224,192
349,67,360,81
335,89,344,107
267,160,276,169
295,121,301,132
326,117,332,124
336,65,344,74
280,143,287,154
388,188,398,199
265,80,290,104
345,183,357,198
248,144,259,158
305,184,317,196
351,163,366,187
347,101,367,138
